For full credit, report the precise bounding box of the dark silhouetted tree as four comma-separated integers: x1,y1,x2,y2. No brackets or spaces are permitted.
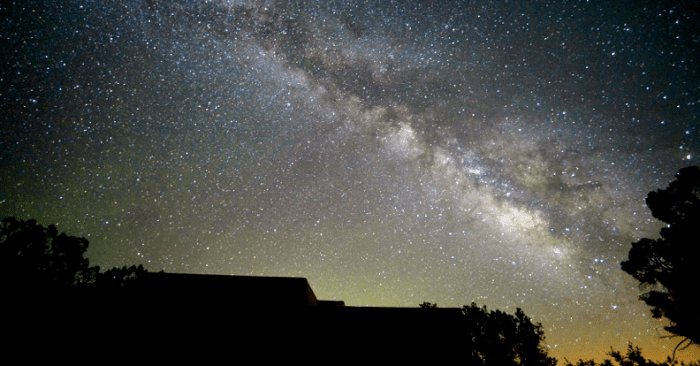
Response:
0,217,98,288
621,166,700,351
0,217,156,290
460,302,557,366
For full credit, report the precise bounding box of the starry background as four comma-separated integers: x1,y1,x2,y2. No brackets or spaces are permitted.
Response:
1,0,699,362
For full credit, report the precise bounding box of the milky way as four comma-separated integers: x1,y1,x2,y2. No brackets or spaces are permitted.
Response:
2,0,699,361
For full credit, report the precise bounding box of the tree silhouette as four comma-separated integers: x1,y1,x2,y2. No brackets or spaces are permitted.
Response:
621,166,700,351
0,216,155,290
460,302,557,366
0,217,98,288
99,264,149,288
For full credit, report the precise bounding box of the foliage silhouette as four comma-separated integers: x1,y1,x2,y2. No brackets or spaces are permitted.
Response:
621,166,700,350
0,217,98,288
562,343,700,366
0,216,153,289
443,302,557,365
99,264,150,288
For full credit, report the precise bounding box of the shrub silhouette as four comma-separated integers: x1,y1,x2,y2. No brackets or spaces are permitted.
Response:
562,343,700,366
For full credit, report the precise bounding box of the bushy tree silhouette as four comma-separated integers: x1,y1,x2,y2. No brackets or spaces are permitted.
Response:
0,217,98,288
621,166,700,351
1,216,154,290
460,302,556,366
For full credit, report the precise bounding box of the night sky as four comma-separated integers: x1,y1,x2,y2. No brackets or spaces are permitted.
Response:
2,0,699,362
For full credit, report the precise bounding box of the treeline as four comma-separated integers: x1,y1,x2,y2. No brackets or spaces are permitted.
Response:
2,215,698,365
419,303,698,366
0,217,152,289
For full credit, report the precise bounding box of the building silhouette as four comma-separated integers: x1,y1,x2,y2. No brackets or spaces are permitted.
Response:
9,273,466,362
